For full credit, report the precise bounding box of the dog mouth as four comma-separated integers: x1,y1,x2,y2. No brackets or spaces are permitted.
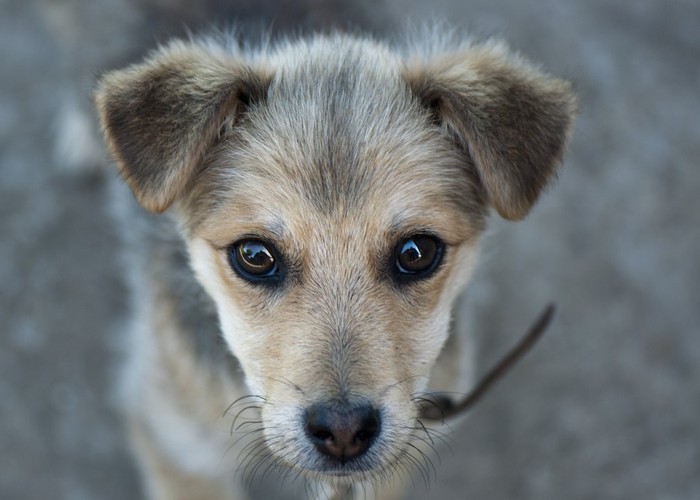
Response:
261,443,388,483
302,460,382,479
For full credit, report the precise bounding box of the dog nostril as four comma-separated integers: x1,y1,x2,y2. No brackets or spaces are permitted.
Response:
305,402,380,463
309,427,334,443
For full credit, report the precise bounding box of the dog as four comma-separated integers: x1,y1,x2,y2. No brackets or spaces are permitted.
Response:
94,29,576,500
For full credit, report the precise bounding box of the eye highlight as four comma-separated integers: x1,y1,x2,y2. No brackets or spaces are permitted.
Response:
393,234,444,281
228,239,281,284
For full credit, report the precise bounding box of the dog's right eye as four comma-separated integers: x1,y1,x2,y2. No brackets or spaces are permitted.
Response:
228,239,281,284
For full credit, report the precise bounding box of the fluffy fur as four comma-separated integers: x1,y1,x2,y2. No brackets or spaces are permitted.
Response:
96,31,576,500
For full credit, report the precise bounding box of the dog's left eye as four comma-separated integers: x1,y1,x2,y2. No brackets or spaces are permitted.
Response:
228,239,281,283
394,234,444,280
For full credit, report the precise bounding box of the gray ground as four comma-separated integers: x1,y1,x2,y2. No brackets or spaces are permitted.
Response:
1,1,699,499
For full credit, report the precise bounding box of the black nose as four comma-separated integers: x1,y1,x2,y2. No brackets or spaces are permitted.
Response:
305,402,380,463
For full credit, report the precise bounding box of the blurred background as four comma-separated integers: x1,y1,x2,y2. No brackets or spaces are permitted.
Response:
1,0,698,498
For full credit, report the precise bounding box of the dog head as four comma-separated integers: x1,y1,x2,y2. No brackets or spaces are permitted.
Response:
96,33,575,482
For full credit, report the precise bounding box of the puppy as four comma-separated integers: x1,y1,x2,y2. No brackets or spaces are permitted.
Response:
95,30,576,500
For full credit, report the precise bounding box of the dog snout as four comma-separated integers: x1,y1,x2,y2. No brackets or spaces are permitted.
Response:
305,402,381,464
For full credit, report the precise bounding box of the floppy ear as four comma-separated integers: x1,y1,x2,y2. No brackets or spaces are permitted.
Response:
95,41,269,213
405,41,577,220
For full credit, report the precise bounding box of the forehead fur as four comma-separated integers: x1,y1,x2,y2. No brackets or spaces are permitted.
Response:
183,35,485,231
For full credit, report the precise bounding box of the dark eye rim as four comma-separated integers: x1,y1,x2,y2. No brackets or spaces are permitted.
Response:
392,233,445,283
227,238,284,285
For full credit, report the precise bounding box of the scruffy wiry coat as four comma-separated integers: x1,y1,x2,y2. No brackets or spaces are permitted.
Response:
96,31,576,500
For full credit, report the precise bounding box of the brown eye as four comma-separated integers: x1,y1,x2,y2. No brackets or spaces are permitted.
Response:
394,235,443,279
229,239,280,283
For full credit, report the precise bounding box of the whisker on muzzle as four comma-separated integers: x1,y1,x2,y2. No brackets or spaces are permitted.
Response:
222,394,268,418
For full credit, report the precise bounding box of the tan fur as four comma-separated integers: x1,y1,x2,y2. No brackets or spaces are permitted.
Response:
96,31,576,499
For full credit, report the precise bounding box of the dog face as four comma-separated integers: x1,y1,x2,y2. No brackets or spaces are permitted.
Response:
96,34,575,481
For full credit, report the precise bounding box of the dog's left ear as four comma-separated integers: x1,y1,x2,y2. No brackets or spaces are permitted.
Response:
95,41,269,213
405,42,577,220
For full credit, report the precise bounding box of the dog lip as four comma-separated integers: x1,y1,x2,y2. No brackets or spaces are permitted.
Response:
320,470,356,477
299,456,383,477
307,466,374,480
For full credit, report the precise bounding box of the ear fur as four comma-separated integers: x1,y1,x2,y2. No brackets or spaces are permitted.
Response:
405,41,577,220
95,41,268,213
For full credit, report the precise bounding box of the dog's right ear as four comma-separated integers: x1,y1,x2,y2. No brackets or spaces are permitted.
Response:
95,41,269,213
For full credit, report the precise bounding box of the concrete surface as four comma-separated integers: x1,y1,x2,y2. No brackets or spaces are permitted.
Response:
1,1,698,499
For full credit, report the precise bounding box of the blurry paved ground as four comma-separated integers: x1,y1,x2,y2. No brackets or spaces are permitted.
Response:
1,1,699,499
